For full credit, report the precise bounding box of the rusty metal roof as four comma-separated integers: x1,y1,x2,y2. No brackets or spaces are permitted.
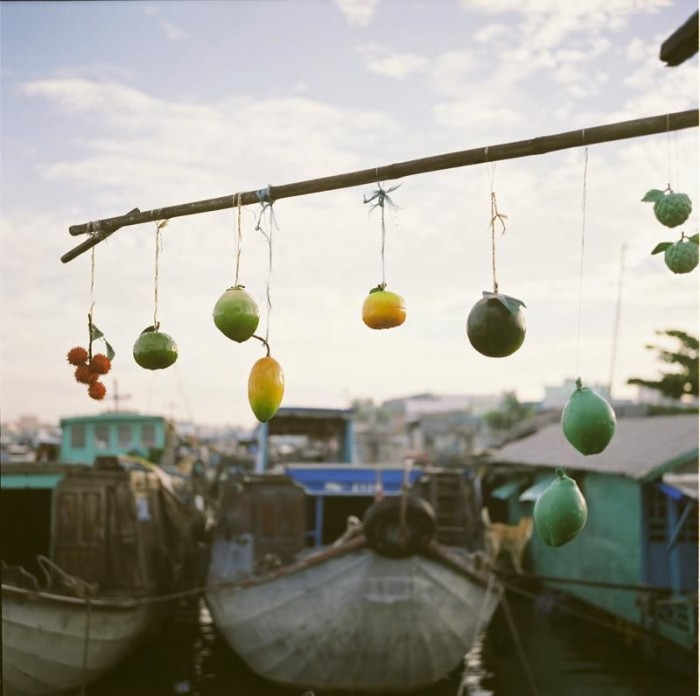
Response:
489,414,698,480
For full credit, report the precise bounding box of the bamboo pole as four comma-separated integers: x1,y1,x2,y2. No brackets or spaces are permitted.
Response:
62,108,699,263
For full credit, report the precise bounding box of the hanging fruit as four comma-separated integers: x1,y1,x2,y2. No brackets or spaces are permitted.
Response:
534,467,588,547
213,285,260,342
561,378,616,455
133,326,178,370
651,234,699,274
642,187,692,228
66,317,115,400
362,284,406,330
248,354,284,423
467,292,526,357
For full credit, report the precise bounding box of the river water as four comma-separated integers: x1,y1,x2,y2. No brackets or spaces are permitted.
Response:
90,594,697,696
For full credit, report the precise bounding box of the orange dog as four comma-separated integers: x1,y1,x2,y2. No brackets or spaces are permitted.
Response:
481,508,533,573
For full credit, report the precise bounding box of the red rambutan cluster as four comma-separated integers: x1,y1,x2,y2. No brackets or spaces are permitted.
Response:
67,346,111,401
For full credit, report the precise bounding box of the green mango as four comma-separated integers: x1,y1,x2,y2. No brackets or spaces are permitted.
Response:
534,467,588,547
213,285,260,343
561,378,616,455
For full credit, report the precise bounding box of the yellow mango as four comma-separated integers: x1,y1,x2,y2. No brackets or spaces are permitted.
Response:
248,355,284,423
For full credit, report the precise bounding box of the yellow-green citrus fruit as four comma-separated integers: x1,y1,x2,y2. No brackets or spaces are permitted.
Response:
213,286,260,342
133,328,178,370
534,467,588,547
664,239,699,274
642,189,692,228
362,286,406,330
467,292,526,358
248,355,284,423
561,379,616,455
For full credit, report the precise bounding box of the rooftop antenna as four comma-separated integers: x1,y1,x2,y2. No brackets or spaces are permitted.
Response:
111,380,132,412
608,244,627,400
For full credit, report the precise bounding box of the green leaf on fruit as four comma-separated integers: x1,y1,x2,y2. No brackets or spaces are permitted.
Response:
689,234,699,246
104,340,116,361
642,189,665,203
90,323,105,340
651,242,672,255
483,291,526,315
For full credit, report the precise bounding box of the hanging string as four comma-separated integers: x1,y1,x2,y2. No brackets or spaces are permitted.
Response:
363,175,400,288
575,146,589,379
487,163,507,294
86,222,101,359
153,220,168,329
255,197,277,344
234,193,243,286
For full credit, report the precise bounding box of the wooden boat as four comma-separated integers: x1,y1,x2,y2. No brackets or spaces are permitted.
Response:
1,456,204,695
206,408,502,694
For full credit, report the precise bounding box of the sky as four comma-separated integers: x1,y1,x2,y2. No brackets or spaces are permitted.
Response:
1,0,698,430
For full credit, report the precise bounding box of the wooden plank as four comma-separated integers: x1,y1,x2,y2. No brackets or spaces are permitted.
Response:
62,108,699,263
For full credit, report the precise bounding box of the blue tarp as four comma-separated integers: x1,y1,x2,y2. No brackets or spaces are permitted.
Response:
284,465,422,496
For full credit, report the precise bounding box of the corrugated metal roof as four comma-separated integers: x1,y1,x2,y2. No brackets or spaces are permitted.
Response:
490,414,699,480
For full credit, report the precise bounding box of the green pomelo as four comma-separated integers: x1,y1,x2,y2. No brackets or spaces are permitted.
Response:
561,380,616,455
466,292,526,358
133,329,178,370
534,468,588,547
213,286,260,342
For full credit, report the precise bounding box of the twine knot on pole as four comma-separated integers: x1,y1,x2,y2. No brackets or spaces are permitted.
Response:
363,182,401,211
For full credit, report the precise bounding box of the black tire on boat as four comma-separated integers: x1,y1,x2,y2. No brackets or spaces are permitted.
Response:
362,496,436,558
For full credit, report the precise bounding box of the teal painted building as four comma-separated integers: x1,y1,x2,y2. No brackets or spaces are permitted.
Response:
484,414,698,659
60,412,176,467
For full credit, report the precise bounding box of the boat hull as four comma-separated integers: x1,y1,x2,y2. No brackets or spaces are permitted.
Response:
1,585,155,696
206,545,500,693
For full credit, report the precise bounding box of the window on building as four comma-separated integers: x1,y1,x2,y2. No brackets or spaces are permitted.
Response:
94,424,109,450
70,425,86,449
117,424,132,449
142,424,156,448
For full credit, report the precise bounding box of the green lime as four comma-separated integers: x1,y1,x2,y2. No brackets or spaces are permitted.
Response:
213,286,260,342
466,292,526,358
534,467,588,547
561,378,616,455
664,238,699,274
133,328,178,370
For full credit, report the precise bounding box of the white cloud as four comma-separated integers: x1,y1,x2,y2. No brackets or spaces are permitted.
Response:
160,20,187,41
431,49,476,97
459,0,671,49
355,44,427,79
334,0,380,26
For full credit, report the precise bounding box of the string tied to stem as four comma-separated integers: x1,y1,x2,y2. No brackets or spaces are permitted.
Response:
254,190,278,344
232,193,243,286
487,164,508,294
364,180,401,288
575,146,589,378
153,219,168,330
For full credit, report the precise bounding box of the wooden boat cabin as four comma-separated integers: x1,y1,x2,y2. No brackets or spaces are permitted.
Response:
1,455,201,596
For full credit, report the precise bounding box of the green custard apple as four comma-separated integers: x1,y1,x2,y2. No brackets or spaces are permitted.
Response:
642,188,692,228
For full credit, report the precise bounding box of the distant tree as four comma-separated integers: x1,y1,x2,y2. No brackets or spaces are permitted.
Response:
627,330,699,399
483,392,535,432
